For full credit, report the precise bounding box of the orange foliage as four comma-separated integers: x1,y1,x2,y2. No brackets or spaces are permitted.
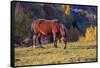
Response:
79,26,96,42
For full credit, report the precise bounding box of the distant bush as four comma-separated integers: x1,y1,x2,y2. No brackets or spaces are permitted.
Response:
67,26,80,42
14,3,97,43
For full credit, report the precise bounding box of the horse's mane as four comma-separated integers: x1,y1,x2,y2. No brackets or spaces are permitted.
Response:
37,19,59,22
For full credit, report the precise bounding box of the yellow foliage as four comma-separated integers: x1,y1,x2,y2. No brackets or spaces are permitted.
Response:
79,26,96,42
79,9,88,15
65,5,70,16
60,5,70,16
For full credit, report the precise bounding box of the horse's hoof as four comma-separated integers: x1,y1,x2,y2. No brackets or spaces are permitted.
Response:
54,45,58,48
54,46,58,48
64,47,66,49
33,45,39,48
33,46,36,48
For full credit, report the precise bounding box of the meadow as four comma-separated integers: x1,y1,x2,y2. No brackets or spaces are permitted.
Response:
15,41,97,66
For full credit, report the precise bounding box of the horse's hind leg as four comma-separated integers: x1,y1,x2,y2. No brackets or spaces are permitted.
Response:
32,35,37,48
53,34,57,48
63,37,67,49
37,34,44,48
38,37,44,48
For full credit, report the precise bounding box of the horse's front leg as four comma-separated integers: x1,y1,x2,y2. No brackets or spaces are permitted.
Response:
53,34,57,48
64,36,67,49
64,40,67,49
61,36,67,49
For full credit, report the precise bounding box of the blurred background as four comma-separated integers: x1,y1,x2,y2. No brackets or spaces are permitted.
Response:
14,2,97,47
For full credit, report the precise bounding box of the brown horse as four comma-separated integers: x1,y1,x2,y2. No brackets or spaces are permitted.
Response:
31,19,67,49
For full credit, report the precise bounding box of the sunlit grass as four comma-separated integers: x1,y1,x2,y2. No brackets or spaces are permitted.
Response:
15,41,97,66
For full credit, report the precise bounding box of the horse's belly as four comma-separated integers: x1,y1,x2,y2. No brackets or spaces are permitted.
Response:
38,22,60,35
39,28,52,35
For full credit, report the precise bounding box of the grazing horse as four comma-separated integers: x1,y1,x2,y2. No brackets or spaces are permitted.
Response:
31,19,67,49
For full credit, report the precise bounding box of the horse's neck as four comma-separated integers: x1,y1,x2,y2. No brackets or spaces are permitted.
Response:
60,24,67,36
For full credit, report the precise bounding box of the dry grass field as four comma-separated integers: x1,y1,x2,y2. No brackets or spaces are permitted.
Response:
15,41,97,66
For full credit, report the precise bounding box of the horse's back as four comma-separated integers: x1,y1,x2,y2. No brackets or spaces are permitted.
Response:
31,19,61,35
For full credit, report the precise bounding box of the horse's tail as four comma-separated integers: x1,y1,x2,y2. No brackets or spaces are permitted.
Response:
30,20,35,39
